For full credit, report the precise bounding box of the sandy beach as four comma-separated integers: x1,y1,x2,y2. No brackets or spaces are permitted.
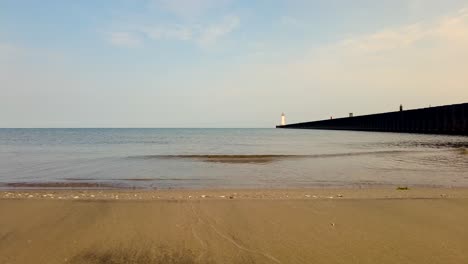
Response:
3,0,468,263
1,188,468,264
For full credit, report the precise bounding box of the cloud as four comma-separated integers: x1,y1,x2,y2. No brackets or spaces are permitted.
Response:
152,0,232,19
338,23,426,54
219,7,468,121
109,15,240,48
336,9,468,55
197,15,240,47
294,8,468,80
108,32,142,47
140,25,193,41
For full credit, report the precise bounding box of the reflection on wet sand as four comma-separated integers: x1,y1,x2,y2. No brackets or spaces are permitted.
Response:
71,243,197,264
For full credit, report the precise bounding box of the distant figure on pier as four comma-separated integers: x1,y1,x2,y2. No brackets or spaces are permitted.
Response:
281,113,286,126
400,104,403,111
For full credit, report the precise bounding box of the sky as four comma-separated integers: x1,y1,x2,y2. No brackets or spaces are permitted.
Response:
1,0,468,128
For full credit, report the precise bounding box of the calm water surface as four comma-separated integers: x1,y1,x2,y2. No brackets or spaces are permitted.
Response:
0,128,467,189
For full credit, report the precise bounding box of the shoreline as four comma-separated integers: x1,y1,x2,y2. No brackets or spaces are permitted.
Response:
2,186,468,201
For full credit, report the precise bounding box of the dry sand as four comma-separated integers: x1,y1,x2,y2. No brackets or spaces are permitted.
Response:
1,188,468,264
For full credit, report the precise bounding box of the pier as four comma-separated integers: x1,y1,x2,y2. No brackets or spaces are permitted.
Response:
277,103,468,135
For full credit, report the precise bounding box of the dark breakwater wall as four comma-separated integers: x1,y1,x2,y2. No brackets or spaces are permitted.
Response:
277,103,468,135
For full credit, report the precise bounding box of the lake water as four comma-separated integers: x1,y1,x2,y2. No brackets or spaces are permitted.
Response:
0,128,467,189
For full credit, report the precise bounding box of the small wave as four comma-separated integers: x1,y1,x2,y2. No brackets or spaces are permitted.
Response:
1,182,116,189
65,177,209,182
376,141,468,149
128,151,412,164
115,178,210,181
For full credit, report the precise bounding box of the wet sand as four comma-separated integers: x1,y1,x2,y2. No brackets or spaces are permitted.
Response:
1,188,468,264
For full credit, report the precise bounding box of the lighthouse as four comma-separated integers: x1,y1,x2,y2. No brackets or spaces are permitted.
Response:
280,113,286,126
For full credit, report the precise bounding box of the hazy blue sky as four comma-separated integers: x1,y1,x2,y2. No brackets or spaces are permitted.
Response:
1,0,467,127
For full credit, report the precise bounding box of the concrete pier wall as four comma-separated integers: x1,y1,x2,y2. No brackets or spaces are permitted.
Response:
277,103,468,135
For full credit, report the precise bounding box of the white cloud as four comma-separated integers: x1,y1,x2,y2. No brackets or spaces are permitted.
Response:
152,0,232,19
293,8,468,81
108,32,142,47
109,15,240,48
219,8,468,121
336,9,468,55
140,24,193,41
197,15,240,47
339,23,426,53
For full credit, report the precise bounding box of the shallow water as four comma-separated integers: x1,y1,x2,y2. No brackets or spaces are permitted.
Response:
0,128,467,189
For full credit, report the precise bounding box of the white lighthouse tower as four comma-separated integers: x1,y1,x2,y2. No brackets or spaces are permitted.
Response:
280,113,286,126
